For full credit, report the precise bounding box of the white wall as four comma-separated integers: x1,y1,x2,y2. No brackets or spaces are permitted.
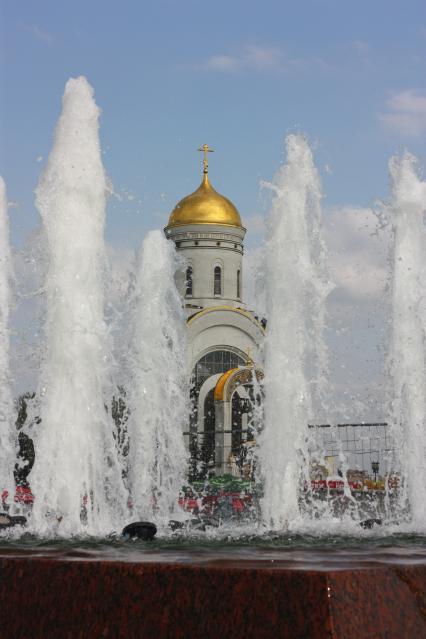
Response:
165,223,246,311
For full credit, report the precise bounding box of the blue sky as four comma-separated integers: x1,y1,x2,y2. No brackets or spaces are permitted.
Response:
1,0,426,250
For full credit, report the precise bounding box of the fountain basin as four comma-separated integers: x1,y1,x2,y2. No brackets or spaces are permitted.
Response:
1,541,425,638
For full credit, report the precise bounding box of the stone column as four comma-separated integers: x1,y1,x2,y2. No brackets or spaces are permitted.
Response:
214,399,233,475
214,400,225,474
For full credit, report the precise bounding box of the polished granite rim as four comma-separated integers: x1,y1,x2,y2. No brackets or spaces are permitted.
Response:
1,544,426,570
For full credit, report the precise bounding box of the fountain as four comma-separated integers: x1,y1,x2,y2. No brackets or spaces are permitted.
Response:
29,76,127,537
388,152,426,528
259,134,332,530
126,229,188,528
0,77,426,637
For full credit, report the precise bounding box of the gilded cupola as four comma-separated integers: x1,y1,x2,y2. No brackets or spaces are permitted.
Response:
166,144,243,229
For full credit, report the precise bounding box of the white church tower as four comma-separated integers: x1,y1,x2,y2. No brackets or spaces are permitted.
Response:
164,145,264,478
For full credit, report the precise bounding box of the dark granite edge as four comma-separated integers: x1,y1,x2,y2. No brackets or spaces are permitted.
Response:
1,553,426,572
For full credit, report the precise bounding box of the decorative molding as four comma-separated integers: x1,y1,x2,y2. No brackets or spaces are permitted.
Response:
174,233,242,242
187,305,266,333
166,228,243,239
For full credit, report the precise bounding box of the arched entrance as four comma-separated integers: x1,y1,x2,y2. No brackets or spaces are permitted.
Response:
188,349,246,480
214,367,264,477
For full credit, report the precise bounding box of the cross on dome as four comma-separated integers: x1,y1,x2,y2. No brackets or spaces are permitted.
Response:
197,143,214,174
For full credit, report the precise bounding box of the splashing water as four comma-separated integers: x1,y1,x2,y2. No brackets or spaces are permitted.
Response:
30,77,127,536
0,177,16,503
388,152,426,530
126,230,188,529
258,135,331,531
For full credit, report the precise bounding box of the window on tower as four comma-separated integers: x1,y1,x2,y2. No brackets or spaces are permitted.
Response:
186,266,193,296
214,266,222,296
237,269,241,299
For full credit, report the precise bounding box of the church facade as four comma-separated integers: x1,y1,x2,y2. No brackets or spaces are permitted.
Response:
164,146,264,479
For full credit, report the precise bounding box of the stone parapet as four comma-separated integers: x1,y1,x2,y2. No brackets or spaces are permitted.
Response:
0,550,425,637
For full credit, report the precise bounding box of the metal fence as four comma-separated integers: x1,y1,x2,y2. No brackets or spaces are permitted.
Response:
308,423,393,478
185,422,394,482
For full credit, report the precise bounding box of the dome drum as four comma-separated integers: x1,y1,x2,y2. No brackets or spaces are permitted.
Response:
164,223,245,247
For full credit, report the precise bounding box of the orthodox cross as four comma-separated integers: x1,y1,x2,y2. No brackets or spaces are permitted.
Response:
198,143,214,174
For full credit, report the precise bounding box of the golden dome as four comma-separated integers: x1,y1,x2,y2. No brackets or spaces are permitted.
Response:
166,147,242,228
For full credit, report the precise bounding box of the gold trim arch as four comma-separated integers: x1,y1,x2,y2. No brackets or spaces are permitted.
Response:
214,367,264,403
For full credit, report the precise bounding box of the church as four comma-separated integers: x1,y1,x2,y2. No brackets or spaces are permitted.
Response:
164,146,265,479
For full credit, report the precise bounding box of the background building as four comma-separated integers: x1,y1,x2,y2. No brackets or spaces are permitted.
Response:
164,146,264,477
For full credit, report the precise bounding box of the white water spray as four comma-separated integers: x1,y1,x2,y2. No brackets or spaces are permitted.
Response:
259,135,331,530
0,177,15,503
388,152,426,529
127,230,188,528
30,77,126,536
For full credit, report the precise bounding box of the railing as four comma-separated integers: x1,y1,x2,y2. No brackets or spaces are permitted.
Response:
185,423,394,482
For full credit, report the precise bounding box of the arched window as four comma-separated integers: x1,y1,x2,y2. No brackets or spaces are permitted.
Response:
192,350,245,393
186,266,193,296
237,269,241,299
214,266,222,296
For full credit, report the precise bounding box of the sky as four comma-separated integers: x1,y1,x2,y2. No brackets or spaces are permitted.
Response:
2,0,426,248
1,0,426,415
